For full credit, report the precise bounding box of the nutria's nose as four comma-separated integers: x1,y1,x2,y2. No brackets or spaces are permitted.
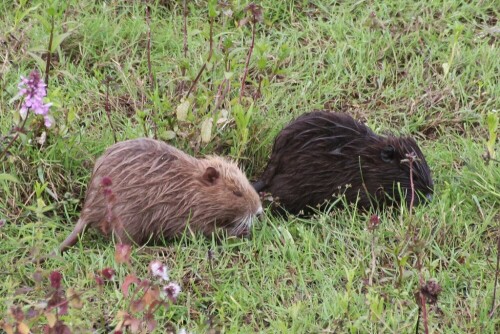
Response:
425,193,433,202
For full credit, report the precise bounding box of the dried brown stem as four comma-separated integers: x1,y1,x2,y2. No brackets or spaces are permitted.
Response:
406,152,429,334
369,232,376,286
44,15,55,88
408,154,416,215
185,17,213,99
104,78,118,143
177,0,189,94
489,230,500,318
239,20,256,104
254,75,263,100
417,254,429,334
183,0,188,61
145,3,157,139
146,4,153,88
212,79,227,116
404,152,417,234
0,112,29,161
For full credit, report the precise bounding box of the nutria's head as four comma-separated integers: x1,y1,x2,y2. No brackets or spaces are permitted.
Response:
350,135,434,208
194,156,263,236
253,111,434,215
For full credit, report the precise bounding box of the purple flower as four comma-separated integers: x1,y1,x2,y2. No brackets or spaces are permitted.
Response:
101,176,113,187
368,214,380,231
101,267,115,280
17,71,53,128
115,244,131,264
162,282,181,302
150,260,169,281
49,271,63,289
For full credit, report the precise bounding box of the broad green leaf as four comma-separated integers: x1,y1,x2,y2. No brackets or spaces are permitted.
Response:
161,130,176,140
486,111,498,159
14,4,41,26
45,312,57,327
32,14,51,31
67,107,77,124
17,323,30,334
442,63,450,77
0,173,20,183
176,99,190,121
50,31,73,52
208,0,217,18
201,117,213,143
27,52,46,71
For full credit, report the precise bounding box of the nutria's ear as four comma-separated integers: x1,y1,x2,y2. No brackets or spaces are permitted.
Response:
202,167,219,185
381,145,395,163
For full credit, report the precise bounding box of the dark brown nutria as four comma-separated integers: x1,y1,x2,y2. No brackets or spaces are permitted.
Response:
59,138,263,253
253,111,433,215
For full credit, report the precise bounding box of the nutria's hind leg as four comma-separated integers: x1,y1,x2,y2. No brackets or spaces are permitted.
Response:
59,219,88,254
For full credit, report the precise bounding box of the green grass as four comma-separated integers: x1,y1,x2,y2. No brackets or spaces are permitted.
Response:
1,0,499,333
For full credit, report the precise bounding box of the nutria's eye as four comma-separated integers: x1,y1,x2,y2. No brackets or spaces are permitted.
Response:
233,190,243,197
381,145,395,163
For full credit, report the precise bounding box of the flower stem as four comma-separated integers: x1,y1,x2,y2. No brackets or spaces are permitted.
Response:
489,230,500,318
185,16,213,99
45,15,55,88
0,111,29,161
239,20,256,104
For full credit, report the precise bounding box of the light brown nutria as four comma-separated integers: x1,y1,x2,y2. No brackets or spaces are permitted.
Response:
59,138,263,253
253,111,433,215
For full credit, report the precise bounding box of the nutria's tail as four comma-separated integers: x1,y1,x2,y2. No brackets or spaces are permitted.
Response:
59,219,88,254
252,180,266,192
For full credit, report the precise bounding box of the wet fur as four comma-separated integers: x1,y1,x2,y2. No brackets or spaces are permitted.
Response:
254,111,433,215
60,138,262,252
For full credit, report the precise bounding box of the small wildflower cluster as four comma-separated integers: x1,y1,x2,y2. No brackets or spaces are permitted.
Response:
150,260,170,281
149,260,182,302
101,176,116,229
1,270,83,334
17,70,53,128
367,214,381,231
417,279,442,306
0,244,185,334
94,267,116,286
112,246,182,333
98,176,126,235
0,70,54,160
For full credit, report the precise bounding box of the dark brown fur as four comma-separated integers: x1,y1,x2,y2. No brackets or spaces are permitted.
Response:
60,138,262,253
253,111,433,215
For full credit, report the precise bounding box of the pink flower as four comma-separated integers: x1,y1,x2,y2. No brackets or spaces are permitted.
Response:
17,71,53,128
101,176,113,187
115,244,132,264
101,268,115,280
49,271,62,289
163,282,181,302
368,214,380,231
94,275,104,286
149,260,169,281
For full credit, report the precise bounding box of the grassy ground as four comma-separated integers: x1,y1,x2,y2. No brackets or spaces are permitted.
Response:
1,0,499,333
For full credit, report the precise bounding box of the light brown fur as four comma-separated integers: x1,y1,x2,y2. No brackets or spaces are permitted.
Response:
59,138,262,253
